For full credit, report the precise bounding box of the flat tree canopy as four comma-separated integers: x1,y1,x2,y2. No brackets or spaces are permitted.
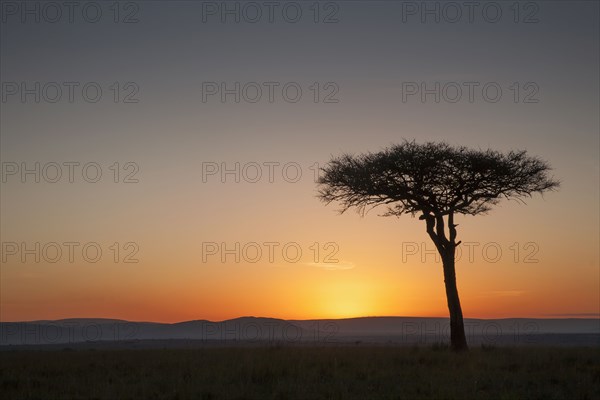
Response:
317,141,559,218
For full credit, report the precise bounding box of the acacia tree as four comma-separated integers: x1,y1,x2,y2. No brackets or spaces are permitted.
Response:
317,141,559,351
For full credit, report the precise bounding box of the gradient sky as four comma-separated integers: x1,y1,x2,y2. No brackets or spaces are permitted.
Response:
1,0,598,322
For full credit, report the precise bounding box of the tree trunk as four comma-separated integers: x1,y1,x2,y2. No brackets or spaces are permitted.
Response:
422,212,468,351
441,248,468,351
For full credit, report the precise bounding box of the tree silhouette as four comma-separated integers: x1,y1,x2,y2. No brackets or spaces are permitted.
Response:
317,141,559,351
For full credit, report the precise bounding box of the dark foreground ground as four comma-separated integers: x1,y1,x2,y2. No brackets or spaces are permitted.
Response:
1,346,599,399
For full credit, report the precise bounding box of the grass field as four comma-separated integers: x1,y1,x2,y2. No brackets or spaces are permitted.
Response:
1,345,599,399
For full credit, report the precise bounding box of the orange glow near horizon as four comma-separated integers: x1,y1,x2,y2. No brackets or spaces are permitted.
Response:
2,201,598,324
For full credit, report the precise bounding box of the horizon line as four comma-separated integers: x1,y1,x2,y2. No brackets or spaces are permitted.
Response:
2,314,599,324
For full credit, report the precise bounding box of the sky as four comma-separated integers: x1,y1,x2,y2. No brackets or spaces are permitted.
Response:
1,0,598,322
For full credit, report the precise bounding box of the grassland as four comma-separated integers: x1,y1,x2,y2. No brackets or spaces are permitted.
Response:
1,345,598,399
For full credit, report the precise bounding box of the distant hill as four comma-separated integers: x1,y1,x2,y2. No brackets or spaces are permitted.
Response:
1,317,598,347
